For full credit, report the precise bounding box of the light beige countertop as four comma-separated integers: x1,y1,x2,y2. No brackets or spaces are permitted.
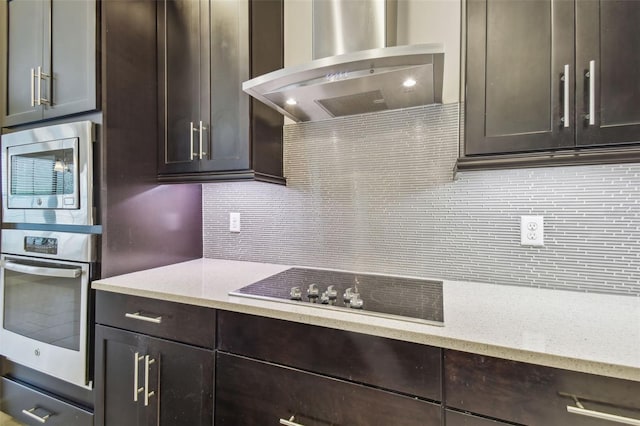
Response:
91,258,640,382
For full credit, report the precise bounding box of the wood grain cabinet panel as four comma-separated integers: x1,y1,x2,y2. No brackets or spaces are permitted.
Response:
157,0,284,183
464,0,640,156
94,325,214,426
3,0,97,127
94,292,216,426
215,352,441,426
445,349,640,426
217,310,442,401
95,291,215,349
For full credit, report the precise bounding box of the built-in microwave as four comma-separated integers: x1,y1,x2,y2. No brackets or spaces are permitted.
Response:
1,121,96,226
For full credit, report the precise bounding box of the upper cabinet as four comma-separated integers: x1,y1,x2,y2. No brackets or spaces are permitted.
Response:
464,0,640,157
158,0,285,184
2,0,97,127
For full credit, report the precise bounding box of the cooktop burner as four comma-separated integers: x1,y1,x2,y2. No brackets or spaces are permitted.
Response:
230,268,444,325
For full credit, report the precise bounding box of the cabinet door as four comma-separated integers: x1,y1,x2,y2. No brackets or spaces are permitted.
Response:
44,0,97,120
158,0,208,174
4,0,45,126
575,0,640,147
465,0,575,155
95,325,147,426
95,325,214,426
200,0,250,172
215,352,441,426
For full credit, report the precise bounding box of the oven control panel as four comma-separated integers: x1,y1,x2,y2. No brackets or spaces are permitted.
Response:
24,236,58,255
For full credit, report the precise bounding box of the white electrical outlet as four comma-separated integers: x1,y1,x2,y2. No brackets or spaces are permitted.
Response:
229,212,241,233
521,216,544,246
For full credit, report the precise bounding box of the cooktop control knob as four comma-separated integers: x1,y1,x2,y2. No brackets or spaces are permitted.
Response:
343,287,354,304
307,283,319,302
289,286,302,301
320,291,330,304
349,293,364,309
326,285,338,300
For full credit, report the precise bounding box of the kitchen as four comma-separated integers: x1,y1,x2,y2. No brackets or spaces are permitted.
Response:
0,0,639,425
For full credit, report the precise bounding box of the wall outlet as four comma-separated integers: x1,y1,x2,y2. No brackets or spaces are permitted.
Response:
229,212,241,233
521,216,544,246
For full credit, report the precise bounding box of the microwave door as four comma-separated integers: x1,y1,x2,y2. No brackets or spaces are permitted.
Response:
7,137,80,210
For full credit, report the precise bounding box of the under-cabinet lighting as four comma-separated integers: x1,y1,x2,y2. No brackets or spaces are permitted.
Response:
403,78,417,88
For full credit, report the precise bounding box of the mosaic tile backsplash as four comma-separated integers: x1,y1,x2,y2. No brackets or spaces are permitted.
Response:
203,103,640,296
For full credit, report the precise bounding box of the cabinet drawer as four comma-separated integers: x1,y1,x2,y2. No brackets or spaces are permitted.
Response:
445,350,640,425
0,377,93,426
215,352,441,426
218,310,441,400
95,291,215,348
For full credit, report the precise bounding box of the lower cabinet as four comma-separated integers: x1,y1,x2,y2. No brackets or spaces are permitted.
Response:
445,350,640,426
94,326,214,426
93,291,215,426
215,352,441,426
216,310,443,426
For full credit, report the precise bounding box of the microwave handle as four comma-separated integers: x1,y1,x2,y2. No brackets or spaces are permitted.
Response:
2,260,81,279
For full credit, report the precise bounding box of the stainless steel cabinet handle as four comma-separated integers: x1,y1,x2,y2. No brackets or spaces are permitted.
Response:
21,407,52,424
124,312,162,324
562,64,570,128
586,60,596,125
144,355,156,406
30,68,36,107
133,352,144,402
190,121,196,160
199,121,207,159
36,66,50,106
2,260,81,278
567,405,640,425
280,415,304,426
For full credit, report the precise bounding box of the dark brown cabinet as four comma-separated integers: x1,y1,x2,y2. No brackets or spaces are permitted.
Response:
444,349,640,426
3,0,97,127
464,0,640,156
217,310,442,401
158,0,285,184
216,311,442,425
216,352,441,426
94,292,215,426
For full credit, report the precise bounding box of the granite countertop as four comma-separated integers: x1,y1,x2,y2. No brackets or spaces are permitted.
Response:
91,258,640,382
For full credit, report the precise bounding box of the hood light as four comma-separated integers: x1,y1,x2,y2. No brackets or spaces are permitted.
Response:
403,78,417,88
285,98,298,106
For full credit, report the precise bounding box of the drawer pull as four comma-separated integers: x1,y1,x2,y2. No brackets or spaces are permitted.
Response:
21,407,52,423
567,397,640,425
280,415,304,426
125,312,162,324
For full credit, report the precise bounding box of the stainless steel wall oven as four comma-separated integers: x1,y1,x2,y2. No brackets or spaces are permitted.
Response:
0,229,96,388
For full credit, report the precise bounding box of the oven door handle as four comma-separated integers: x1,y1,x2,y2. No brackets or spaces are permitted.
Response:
2,260,82,279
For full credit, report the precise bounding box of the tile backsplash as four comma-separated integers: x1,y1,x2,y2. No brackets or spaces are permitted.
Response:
203,103,640,296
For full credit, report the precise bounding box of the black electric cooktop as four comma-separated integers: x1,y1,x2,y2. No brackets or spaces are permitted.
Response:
230,268,444,325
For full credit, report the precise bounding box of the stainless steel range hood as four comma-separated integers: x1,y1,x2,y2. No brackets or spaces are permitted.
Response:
242,0,445,123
